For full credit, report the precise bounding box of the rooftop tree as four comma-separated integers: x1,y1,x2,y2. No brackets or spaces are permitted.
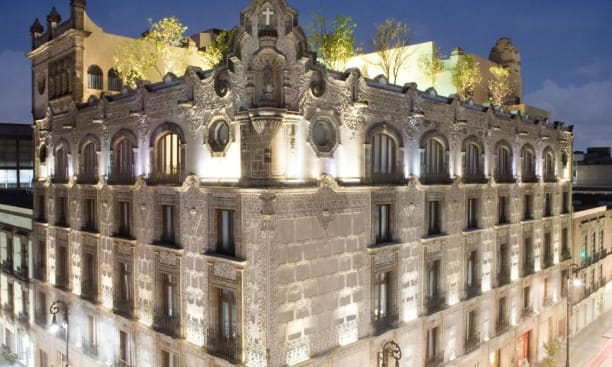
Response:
371,18,411,84
488,65,512,106
309,14,357,71
451,54,482,100
200,29,235,69
418,45,444,88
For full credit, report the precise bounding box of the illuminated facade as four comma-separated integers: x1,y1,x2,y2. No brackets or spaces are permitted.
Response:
27,1,576,366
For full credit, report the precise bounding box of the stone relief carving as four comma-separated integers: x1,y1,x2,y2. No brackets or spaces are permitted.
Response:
213,262,237,281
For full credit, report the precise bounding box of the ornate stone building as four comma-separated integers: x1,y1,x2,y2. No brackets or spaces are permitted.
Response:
27,1,575,366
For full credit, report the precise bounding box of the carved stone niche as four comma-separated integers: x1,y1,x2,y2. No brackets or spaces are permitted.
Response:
249,50,286,108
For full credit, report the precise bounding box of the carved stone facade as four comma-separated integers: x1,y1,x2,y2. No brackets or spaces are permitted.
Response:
27,1,579,367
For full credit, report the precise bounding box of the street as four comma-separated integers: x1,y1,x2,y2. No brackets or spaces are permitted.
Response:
561,308,612,367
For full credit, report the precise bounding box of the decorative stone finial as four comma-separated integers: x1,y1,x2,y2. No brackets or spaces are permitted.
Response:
30,18,44,35
71,0,87,7
47,6,61,24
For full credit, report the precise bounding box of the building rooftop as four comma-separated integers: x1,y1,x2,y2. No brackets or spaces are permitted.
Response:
0,189,33,209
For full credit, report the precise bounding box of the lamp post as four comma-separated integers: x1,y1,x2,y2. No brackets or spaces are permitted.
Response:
49,300,69,367
566,263,579,367
381,340,402,367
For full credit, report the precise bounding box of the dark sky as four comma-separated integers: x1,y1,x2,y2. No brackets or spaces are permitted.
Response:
1,0,611,150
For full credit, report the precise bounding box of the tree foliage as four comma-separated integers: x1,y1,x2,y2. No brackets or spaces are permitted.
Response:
418,45,444,87
309,14,357,71
113,17,188,88
488,65,512,106
542,338,562,367
200,29,235,69
371,18,411,84
451,54,482,100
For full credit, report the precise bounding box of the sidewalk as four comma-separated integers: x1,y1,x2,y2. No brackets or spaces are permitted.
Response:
558,308,612,367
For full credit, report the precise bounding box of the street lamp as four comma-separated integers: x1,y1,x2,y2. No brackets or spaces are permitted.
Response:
566,263,580,367
49,300,69,367
381,340,402,367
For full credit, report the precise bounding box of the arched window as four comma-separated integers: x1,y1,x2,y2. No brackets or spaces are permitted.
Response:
108,69,122,92
87,65,103,90
111,131,135,184
543,148,556,182
495,142,513,183
154,131,182,185
463,137,484,183
521,145,536,182
54,145,69,183
372,133,396,177
80,141,98,183
421,133,448,184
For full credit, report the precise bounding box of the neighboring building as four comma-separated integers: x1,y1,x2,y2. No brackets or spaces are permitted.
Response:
569,206,612,336
0,189,34,366
573,147,612,208
0,123,34,189
25,1,575,367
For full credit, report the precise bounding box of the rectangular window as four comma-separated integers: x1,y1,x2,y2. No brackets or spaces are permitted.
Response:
161,205,175,244
118,201,131,237
119,262,132,303
375,205,391,243
562,228,570,259
498,243,509,285
562,191,570,213
84,198,97,231
466,310,477,340
498,196,508,224
161,350,179,367
87,315,97,346
428,260,440,300
216,209,235,256
82,252,97,300
427,200,441,235
426,326,439,359
523,194,532,220
219,288,237,340
498,297,506,323
545,193,553,217
523,237,533,275
373,271,390,321
55,244,68,288
39,349,48,367
38,195,46,221
119,330,131,367
466,250,478,291
523,286,531,311
466,198,478,229
163,274,176,318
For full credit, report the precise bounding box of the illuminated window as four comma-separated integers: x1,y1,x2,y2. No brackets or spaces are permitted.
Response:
155,132,182,182
543,149,555,180
87,65,103,90
114,260,133,319
372,133,396,181
465,310,478,343
216,209,235,256
495,143,513,181
373,271,390,323
219,288,237,341
112,137,134,183
422,137,447,183
463,140,483,181
544,192,553,217
82,252,97,302
497,243,510,286
54,146,68,182
375,204,391,244
523,286,531,314
80,142,97,181
156,272,179,337
108,69,122,91
521,145,536,181
543,232,553,268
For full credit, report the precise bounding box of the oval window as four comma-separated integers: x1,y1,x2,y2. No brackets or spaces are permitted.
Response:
215,122,230,147
313,121,331,148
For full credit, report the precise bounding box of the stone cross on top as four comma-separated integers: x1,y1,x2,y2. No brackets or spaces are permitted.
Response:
262,7,274,26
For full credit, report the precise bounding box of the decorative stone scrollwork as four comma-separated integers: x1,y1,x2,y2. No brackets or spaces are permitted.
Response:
375,250,395,265
213,262,237,281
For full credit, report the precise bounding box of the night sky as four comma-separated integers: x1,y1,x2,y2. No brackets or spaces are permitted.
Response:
1,0,610,151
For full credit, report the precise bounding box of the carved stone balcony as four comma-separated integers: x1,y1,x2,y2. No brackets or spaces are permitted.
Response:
522,262,535,277
207,328,242,364
149,170,182,186
495,174,516,184
561,248,572,261
76,174,98,185
522,174,538,183
15,265,28,281
54,273,69,290
51,174,69,184
497,270,511,287
462,174,487,184
522,307,533,319
1,260,13,274
542,255,554,269
465,283,481,300
108,172,135,186
420,174,452,186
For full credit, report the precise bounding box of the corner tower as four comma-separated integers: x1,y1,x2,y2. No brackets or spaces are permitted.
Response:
489,37,522,104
